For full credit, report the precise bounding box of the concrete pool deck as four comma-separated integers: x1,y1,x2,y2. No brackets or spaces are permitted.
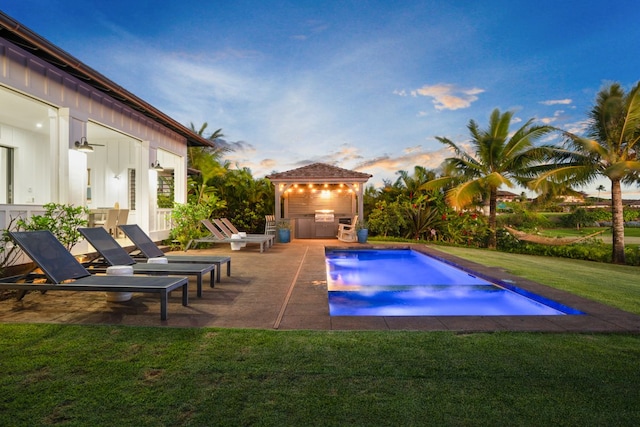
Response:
0,239,639,332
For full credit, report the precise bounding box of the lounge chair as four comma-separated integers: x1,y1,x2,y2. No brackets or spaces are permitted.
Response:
337,215,358,243
186,219,272,252
0,230,189,320
117,224,231,282
79,227,216,297
215,218,275,246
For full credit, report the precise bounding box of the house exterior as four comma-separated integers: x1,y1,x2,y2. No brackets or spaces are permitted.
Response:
0,12,213,252
266,163,372,239
496,191,519,203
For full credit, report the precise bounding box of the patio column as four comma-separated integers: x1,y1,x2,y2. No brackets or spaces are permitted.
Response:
274,183,282,223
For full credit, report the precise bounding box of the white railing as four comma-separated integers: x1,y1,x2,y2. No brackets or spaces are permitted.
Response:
155,209,173,232
1,204,48,267
0,204,47,231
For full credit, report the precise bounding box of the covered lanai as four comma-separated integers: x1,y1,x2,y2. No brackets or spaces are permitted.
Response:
266,163,372,239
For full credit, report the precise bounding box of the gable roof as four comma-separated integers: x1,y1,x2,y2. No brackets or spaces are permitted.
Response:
0,11,214,148
266,163,372,183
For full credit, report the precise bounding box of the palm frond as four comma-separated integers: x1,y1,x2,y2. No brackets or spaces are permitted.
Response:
529,164,599,191
605,160,640,181
620,81,640,149
505,124,553,157
445,179,485,209
420,176,457,192
489,109,512,140
481,172,511,189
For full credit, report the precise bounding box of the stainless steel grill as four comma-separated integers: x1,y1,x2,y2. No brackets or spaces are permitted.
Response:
314,209,334,222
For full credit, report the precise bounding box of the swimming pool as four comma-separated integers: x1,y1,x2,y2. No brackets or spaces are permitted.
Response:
325,249,584,316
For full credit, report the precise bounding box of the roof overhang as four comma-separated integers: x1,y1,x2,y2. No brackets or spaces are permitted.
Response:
0,11,215,148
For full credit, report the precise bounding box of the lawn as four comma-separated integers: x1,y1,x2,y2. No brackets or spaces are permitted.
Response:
433,245,640,315
1,249,639,426
0,325,639,426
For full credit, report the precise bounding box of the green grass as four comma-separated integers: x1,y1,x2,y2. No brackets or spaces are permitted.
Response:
433,246,640,315
1,249,640,426
1,325,639,426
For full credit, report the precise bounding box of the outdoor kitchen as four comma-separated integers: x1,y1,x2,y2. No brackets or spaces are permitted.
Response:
266,163,372,240
277,183,355,238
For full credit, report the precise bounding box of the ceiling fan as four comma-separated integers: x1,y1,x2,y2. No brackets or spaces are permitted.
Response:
74,137,105,153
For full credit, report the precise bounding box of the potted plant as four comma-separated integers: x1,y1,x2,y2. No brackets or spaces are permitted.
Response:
356,220,368,244
277,220,292,243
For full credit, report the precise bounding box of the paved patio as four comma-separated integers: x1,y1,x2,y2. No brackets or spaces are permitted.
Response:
1,239,639,332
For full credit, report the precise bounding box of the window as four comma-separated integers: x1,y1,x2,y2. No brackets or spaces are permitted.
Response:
157,171,174,208
128,168,136,211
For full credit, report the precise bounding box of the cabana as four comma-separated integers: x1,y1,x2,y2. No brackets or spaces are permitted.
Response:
266,163,372,239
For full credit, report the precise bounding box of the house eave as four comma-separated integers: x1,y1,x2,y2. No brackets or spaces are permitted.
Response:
0,11,214,148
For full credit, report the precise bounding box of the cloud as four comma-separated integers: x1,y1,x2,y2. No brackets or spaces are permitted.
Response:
539,99,572,106
562,119,590,135
260,159,277,169
539,110,567,125
411,83,484,110
216,139,255,153
291,20,329,41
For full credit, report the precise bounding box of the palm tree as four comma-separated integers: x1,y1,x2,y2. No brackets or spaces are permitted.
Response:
189,122,224,142
596,184,606,202
424,108,554,249
186,123,230,204
532,82,640,264
395,166,437,203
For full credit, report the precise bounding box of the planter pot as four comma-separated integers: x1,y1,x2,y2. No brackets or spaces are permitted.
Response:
278,229,291,243
357,229,368,244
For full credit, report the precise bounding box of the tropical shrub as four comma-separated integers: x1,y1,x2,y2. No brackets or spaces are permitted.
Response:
367,201,405,237
402,202,441,240
226,204,269,234
560,208,611,228
624,209,640,222
170,200,223,249
496,226,640,266
438,210,489,247
1,217,24,277
496,210,553,229
17,203,89,250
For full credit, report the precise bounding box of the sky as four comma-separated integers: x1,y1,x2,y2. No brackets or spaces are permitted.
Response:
3,0,640,197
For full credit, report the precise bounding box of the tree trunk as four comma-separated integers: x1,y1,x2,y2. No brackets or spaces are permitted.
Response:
488,187,497,249
610,179,626,264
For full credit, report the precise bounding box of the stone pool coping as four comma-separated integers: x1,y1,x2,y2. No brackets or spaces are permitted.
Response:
0,239,638,332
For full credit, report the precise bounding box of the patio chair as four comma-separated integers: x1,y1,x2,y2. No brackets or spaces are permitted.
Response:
79,227,216,296
93,208,119,236
115,208,129,238
215,218,275,246
337,215,358,243
117,224,231,282
186,219,271,252
264,215,277,235
0,230,189,321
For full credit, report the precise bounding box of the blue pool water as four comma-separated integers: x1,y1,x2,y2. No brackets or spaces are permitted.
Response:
325,249,583,316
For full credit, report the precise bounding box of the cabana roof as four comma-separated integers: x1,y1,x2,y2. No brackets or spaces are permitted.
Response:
267,163,372,183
